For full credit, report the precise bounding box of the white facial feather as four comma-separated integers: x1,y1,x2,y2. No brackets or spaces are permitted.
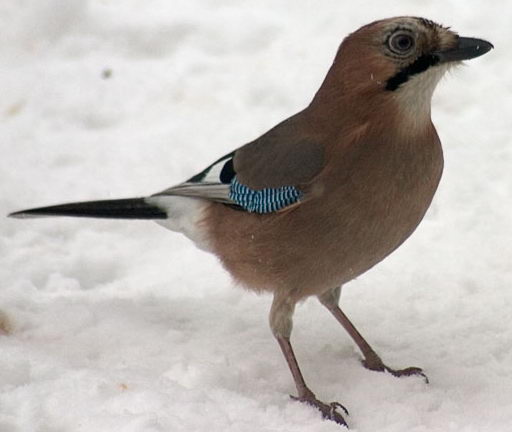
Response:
393,63,453,128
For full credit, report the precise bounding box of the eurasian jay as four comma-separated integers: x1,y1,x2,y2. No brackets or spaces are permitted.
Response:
9,17,492,427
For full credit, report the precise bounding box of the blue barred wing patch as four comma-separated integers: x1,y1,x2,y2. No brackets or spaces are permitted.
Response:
229,177,302,214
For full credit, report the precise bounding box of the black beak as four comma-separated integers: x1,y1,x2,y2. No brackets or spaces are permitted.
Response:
435,37,493,63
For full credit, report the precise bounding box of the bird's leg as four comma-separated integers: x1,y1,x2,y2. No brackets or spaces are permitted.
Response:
276,336,349,426
270,294,348,427
318,287,428,382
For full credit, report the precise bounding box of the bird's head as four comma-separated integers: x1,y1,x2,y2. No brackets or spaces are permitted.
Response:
312,17,493,128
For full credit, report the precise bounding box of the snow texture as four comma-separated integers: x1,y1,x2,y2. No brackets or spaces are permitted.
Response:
1,1,511,431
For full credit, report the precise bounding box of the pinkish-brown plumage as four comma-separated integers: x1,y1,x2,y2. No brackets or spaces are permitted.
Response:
9,16,493,428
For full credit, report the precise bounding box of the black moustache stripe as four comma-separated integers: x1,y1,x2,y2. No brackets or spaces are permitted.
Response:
385,54,440,91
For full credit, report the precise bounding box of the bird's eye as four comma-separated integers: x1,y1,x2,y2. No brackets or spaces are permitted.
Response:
388,32,415,54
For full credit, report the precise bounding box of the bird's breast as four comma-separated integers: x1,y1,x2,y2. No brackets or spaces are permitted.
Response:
316,131,444,278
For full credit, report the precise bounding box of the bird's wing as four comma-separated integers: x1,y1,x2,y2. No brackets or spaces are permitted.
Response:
154,115,325,214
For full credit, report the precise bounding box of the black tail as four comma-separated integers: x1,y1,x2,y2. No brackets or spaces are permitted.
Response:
8,198,167,220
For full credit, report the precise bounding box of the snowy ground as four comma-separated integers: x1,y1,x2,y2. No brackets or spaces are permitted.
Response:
1,1,511,431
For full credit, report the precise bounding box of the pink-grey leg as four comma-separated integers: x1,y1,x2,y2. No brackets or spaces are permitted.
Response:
270,293,349,427
318,287,427,382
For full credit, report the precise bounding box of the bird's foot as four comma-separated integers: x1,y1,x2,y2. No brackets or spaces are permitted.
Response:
291,391,349,427
362,353,428,383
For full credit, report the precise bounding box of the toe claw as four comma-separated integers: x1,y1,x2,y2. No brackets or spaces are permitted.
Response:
385,366,429,383
291,394,349,427
361,356,429,383
330,401,350,416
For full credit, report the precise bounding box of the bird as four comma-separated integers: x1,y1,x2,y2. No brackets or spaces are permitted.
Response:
9,16,492,427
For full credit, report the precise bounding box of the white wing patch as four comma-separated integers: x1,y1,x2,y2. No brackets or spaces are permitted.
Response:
201,158,228,183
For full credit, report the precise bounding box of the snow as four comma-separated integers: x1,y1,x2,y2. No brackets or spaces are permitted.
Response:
0,1,510,431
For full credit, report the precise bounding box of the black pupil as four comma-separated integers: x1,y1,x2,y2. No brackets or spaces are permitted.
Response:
395,34,412,51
